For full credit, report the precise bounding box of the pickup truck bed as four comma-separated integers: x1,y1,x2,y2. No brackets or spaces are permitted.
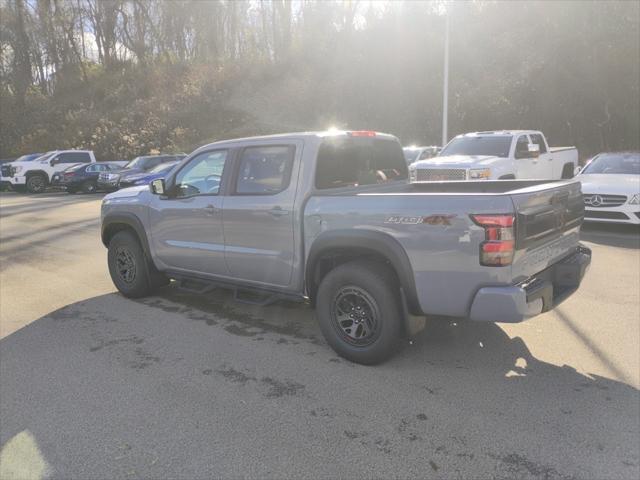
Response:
101,131,590,364
304,179,586,319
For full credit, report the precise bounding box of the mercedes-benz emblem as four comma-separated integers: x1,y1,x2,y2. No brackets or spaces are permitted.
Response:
588,195,603,207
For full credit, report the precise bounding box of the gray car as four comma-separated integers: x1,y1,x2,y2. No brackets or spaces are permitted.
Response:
101,130,591,364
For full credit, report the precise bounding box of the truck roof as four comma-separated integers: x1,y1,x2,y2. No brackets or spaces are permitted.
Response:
198,130,399,150
458,130,542,137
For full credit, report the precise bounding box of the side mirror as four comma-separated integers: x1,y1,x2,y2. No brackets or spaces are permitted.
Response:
574,166,582,176
150,178,165,195
49,157,59,166
527,144,540,158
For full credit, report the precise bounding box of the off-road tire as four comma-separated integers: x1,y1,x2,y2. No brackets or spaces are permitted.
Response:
316,260,405,365
81,180,97,193
26,174,47,193
107,230,167,298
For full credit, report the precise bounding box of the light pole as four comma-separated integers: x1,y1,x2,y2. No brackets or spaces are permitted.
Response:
441,11,450,147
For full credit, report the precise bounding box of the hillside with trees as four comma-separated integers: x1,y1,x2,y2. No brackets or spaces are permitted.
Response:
0,0,638,161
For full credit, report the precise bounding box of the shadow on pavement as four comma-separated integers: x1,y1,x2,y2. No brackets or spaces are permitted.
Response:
580,223,640,249
0,193,104,219
0,288,638,479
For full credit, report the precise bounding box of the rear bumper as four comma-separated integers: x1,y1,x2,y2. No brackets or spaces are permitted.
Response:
469,245,591,323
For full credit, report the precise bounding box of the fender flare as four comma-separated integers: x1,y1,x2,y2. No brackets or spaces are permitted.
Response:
25,170,50,183
101,212,152,260
305,229,421,314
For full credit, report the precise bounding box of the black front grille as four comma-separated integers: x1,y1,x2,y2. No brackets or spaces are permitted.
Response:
583,193,627,208
584,210,629,220
416,168,467,181
1,165,13,177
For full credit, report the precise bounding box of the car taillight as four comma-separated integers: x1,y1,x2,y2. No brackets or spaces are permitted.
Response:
470,214,515,266
348,131,376,137
64,172,75,177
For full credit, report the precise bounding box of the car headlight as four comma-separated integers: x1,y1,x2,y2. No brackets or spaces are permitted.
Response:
469,168,491,180
629,194,640,205
12,166,22,174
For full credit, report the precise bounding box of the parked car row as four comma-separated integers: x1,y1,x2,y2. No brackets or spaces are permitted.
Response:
0,150,185,194
98,155,185,192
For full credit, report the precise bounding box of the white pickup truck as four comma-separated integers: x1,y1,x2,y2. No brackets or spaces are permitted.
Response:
409,130,578,182
0,150,97,193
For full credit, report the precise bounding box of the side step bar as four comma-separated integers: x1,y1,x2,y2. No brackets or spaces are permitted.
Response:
173,274,305,306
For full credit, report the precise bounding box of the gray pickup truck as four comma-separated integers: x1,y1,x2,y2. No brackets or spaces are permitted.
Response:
101,130,591,364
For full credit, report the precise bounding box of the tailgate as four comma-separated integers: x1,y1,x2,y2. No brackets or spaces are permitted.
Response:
510,180,584,281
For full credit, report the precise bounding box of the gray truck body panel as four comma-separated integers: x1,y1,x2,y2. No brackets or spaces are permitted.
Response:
102,131,589,322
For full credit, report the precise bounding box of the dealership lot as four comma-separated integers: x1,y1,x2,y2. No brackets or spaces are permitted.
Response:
0,192,639,479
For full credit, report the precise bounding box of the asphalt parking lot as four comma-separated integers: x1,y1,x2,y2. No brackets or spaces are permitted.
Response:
1,192,639,480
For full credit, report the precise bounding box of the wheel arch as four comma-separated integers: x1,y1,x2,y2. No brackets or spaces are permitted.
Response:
101,213,152,261
25,170,50,183
305,229,421,315
561,163,575,179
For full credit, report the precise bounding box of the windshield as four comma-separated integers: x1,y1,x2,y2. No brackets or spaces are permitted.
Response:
582,152,640,174
149,161,179,174
124,156,151,169
440,136,512,158
403,149,421,164
15,153,44,162
34,151,57,163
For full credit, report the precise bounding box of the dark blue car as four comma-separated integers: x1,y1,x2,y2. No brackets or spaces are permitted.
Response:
117,160,181,189
52,162,122,193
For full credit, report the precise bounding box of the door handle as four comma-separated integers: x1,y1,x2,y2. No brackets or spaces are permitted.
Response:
203,204,218,215
268,206,289,217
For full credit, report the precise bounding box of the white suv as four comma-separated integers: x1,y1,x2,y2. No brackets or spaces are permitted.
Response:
1,150,96,193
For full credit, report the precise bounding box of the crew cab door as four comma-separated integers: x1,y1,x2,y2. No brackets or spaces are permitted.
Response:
529,133,554,178
148,149,229,275
222,141,301,288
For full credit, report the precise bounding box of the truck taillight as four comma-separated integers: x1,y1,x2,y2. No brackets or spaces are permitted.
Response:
348,131,376,137
470,214,515,266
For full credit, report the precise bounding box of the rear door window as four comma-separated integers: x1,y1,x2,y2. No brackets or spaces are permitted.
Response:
315,137,407,189
235,145,295,195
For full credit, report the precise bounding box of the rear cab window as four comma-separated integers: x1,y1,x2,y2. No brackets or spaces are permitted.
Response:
315,136,408,189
